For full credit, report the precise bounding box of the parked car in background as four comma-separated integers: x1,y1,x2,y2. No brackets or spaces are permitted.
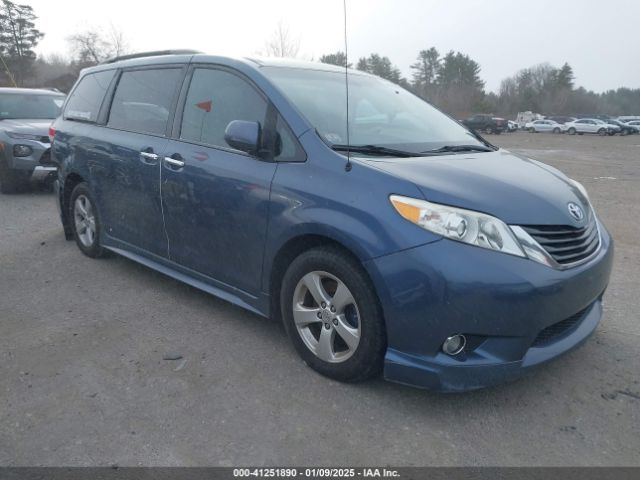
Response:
507,120,518,132
516,111,542,129
51,51,613,392
601,120,621,136
625,120,640,132
545,116,576,125
617,116,640,123
606,119,637,135
565,118,611,136
0,88,65,193
525,119,568,134
462,114,507,134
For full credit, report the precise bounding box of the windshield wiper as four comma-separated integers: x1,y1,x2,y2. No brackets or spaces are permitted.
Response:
421,145,495,154
331,144,426,158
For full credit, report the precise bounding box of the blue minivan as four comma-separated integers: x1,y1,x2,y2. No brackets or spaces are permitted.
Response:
51,51,613,391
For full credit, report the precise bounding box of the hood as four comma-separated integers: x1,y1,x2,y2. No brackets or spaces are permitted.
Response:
364,150,590,226
0,118,53,136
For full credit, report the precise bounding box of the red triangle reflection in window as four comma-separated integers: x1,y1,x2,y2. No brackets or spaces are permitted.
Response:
196,100,212,112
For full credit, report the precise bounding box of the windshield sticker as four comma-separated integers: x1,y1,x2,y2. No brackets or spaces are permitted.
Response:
67,110,91,120
325,133,343,143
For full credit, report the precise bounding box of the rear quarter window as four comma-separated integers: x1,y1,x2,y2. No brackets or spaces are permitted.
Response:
64,70,116,122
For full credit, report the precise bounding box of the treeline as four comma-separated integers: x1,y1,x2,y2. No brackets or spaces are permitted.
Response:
0,0,128,92
1,0,638,117
320,49,640,117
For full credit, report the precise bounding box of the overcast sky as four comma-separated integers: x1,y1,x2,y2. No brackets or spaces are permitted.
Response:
28,0,640,93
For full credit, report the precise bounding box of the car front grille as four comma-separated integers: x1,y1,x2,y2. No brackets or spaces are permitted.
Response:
520,217,600,266
532,305,591,347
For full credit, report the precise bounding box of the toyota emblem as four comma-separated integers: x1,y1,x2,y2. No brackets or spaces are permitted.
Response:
567,202,584,221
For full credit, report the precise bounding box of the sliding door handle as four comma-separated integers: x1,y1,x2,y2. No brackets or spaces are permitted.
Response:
139,151,159,164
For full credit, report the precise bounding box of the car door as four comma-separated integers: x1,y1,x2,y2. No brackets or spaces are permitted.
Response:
160,66,279,295
95,66,185,258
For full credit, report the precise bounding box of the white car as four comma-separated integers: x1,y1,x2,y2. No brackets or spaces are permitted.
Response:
525,119,567,133
565,118,612,136
625,120,640,133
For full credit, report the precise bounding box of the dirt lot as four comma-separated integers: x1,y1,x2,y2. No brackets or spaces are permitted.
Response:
1,132,639,466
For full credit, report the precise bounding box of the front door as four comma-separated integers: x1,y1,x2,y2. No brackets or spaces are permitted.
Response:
160,67,278,295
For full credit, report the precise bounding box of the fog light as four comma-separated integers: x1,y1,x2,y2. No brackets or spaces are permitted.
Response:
13,144,33,157
442,334,466,355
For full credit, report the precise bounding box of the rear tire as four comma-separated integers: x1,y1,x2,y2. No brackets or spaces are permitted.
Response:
69,182,106,258
280,246,386,383
568,127,576,135
529,127,535,133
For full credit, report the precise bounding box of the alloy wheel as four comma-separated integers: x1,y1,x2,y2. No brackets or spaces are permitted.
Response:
292,271,361,363
73,194,96,247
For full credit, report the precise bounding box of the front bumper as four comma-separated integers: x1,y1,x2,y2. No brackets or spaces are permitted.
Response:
365,221,613,392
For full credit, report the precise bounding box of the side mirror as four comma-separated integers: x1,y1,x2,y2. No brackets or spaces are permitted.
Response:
224,120,261,155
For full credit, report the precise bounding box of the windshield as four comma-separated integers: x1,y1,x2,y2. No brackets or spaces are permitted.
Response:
0,93,65,120
262,67,485,154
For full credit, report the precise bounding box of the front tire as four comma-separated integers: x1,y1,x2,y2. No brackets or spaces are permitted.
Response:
553,127,561,134
598,128,607,136
69,182,106,258
280,246,386,383
568,127,576,135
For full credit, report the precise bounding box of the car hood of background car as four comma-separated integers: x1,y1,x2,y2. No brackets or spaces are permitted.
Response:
0,119,52,136
365,149,590,226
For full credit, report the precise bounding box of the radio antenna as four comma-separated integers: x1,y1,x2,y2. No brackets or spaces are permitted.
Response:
343,0,352,172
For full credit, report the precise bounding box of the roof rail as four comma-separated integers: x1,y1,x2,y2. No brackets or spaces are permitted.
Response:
100,49,202,65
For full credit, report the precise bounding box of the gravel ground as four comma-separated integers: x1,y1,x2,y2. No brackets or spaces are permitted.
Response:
0,131,638,466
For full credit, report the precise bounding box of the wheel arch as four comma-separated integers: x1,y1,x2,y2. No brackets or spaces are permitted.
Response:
60,172,86,240
267,232,375,321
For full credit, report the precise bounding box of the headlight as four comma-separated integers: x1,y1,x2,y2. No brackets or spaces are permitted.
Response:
6,132,42,141
13,144,33,157
390,195,525,257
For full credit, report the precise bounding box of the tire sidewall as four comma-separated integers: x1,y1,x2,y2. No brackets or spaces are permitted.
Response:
280,247,386,382
69,182,104,258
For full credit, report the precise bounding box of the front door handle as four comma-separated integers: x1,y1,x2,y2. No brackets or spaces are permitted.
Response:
163,155,185,169
140,150,159,165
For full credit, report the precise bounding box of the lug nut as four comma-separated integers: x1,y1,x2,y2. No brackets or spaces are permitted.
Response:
324,323,330,329
332,318,338,326
317,312,322,319
321,302,326,308
330,306,336,313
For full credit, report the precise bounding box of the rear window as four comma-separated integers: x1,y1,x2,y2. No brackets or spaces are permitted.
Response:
108,68,182,136
64,70,115,122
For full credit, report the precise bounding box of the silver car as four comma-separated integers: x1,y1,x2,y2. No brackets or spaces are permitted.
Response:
565,118,611,136
0,88,65,194
525,119,568,134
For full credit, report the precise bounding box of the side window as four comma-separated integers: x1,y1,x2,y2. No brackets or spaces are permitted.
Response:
181,68,267,149
64,70,115,122
108,68,182,136
274,115,305,162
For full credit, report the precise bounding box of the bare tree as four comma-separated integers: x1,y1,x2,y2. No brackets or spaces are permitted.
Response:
264,21,300,58
67,24,129,67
